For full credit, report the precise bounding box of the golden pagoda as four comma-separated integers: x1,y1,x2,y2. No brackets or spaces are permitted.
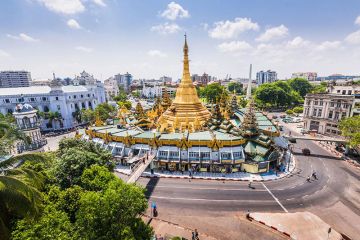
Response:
158,35,211,132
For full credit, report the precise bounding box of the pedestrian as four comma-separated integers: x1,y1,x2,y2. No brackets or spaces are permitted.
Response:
192,229,199,240
307,176,311,182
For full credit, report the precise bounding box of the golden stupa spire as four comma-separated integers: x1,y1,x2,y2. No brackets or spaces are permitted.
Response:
158,35,211,133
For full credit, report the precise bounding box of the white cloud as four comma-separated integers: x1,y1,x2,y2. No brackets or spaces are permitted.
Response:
218,41,252,53
200,23,209,31
6,33,39,42
67,19,82,29
160,2,189,20
286,36,310,48
345,30,360,44
75,46,93,53
355,16,360,26
256,25,288,42
92,0,106,7
208,18,259,39
151,23,181,35
316,41,341,51
37,0,85,14
0,49,10,57
147,50,167,57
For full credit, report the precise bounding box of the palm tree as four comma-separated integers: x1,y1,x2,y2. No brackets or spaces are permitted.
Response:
0,121,46,239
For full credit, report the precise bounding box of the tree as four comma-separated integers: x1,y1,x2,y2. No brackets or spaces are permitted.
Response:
113,86,128,102
55,139,113,188
285,109,294,115
288,78,313,97
0,153,48,239
75,179,153,240
255,84,290,107
117,101,132,110
339,116,360,147
273,81,291,93
311,82,327,94
80,109,95,123
12,204,77,240
227,82,243,95
293,106,304,114
94,103,116,121
202,83,226,103
132,90,141,98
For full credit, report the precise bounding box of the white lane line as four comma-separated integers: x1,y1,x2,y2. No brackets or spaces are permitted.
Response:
261,182,289,213
152,185,266,192
149,195,274,203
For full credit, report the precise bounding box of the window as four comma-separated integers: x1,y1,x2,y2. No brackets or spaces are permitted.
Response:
81,95,84,98
343,104,348,109
5,99,10,103
330,102,334,107
221,152,231,159
42,97,47,101
57,105,61,111
337,90,340,93
342,112,347,118
73,95,77,99
189,152,199,158
233,152,242,158
342,90,346,95
87,94,90,97
30,98,35,102
314,101,318,105
312,109,317,116
159,151,167,157
69,96,71,99
71,104,73,108
43,106,50,112
328,111,333,119
348,90,352,95
337,102,341,107
317,109,322,117
334,112,339,120
55,97,59,101
319,101,323,106
169,151,179,157
200,152,210,158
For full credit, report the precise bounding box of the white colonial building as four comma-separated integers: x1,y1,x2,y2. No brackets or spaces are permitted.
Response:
303,81,360,135
0,78,106,131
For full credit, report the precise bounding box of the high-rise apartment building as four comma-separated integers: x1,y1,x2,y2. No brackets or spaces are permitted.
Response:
0,71,31,88
256,70,277,85
115,72,133,92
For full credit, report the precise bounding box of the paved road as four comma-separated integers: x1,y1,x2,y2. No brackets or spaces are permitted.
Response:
134,123,360,239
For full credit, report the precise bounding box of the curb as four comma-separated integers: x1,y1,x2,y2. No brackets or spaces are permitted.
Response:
248,216,292,238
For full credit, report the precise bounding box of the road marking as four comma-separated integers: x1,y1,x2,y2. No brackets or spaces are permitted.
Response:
148,195,274,203
147,185,267,192
261,182,289,213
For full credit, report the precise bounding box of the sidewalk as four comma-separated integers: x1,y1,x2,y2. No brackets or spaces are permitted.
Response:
115,155,296,182
142,214,216,240
249,212,343,240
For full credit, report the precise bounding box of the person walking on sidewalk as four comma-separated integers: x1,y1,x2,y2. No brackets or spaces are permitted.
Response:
192,229,199,240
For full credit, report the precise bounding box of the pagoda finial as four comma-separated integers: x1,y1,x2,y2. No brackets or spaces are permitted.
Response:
182,33,190,83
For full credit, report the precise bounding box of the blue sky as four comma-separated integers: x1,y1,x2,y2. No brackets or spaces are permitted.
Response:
1,0,360,80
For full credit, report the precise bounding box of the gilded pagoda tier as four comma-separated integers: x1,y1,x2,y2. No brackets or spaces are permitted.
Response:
159,35,211,132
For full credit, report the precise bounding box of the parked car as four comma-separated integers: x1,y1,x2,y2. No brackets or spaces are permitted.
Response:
302,148,311,156
272,115,278,119
297,124,303,128
288,137,297,143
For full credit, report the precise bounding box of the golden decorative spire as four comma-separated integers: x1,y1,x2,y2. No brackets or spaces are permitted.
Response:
158,34,211,132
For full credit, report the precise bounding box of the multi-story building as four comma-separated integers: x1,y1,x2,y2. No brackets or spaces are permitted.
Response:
104,77,119,100
73,71,96,86
316,74,360,82
141,83,176,98
0,78,106,131
291,72,317,81
303,81,360,135
256,70,277,85
114,72,133,92
0,71,31,88
160,76,172,85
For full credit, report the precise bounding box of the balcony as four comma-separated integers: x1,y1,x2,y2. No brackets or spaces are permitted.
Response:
17,121,41,130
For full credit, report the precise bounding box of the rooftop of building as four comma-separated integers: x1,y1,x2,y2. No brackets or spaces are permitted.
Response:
0,85,97,96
